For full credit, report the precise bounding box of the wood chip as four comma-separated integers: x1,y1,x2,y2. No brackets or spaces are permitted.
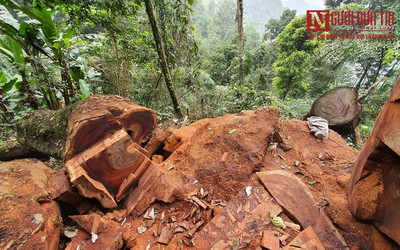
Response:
226,210,237,223
173,227,186,234
261,230,280,250
221,152,229,162
279,234,289,245
192,196,208,209
253,192,262,204
285,221,301,231
189,207,197,218
244,202,251,213
236,204,243,213
145,219,155,228
156,221,163,237
179,220,190,230
188,220,204,237
187,190,198,198
91,215,100,234
207,207,213,222
157,226,173,245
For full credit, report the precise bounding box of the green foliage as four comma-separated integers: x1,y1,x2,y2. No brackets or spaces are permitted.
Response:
226,83,272,112
264,9,296,40
273,15,322,100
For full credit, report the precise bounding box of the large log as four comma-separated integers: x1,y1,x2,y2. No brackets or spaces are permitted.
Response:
309,87,362,135
16,102,79,159
64,95,158,209
348,77,400,245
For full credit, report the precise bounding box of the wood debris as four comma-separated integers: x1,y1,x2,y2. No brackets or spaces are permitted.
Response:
283,226,325,250
261,230,280,250
157,226,173,245
257,170,348,249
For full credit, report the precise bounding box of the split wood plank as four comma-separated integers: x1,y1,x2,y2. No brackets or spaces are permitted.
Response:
283,226,325,250
125,163,163,216
257,170,348,250
193,182,283,249
261,230,280,250
48,170,90,214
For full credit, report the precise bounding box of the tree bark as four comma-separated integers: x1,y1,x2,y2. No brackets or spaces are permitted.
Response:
16,101,79,159
144,0,183,118
236,0,244,85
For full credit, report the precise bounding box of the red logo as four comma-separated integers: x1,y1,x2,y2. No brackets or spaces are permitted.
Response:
307,10,329,31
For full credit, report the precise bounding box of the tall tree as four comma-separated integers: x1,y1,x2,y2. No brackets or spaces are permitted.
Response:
236,0,244,85
143,0,182,118
273,16,322,100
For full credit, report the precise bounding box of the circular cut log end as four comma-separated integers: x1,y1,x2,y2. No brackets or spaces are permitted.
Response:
65,95,157,160
118,109,157,144
310,87,362,127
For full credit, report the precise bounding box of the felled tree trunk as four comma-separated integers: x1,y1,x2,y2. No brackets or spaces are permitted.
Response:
64,95,158,208
16,102,79,159
309,87,362,135
348,77,400,245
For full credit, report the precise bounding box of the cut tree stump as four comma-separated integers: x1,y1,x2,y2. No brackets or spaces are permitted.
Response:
257,170,348,249
309,87,362,135
64,95,158,209
348,77,400,245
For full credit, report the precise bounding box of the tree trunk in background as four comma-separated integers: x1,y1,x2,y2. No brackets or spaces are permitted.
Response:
144,0,183,118
236,0,244,85
309,87,362,135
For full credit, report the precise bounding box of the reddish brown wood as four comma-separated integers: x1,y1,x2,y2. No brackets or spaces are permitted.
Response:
65,95,156,160
48,170,90,214
68,214,124,249
283,226,325,250
64,95,157,208
257,170,348,249
144,128,166,158
349,77,400,245
193,183,283,249
124,163,163,215
261,230,280,250
157,226,173,245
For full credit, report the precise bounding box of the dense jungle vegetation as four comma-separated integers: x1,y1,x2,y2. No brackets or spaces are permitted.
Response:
0,0,399,142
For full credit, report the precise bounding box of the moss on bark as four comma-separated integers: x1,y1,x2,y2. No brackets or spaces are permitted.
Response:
16,102,81,159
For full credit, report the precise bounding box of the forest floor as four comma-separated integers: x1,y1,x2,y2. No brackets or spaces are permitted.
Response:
0,106,396,249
